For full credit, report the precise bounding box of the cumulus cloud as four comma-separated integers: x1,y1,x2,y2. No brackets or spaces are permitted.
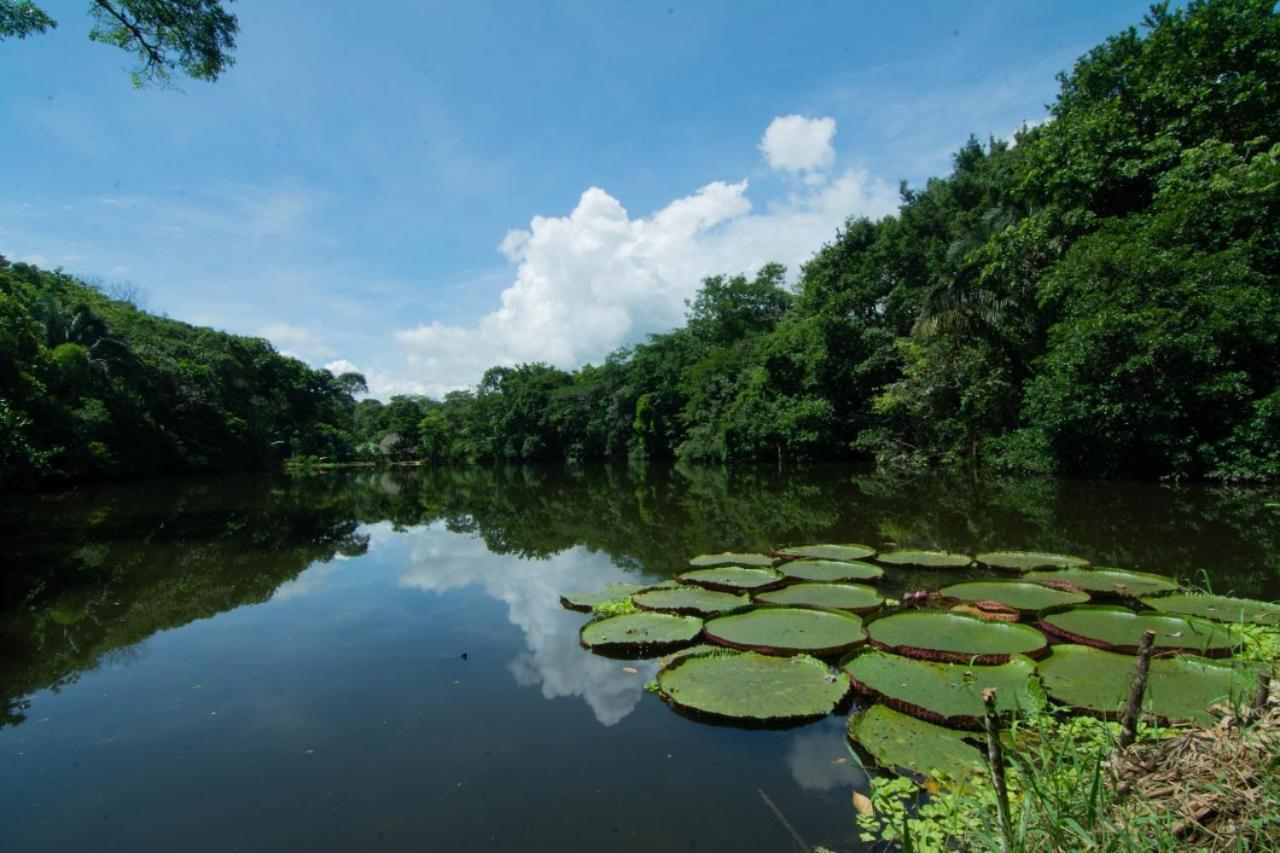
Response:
390,117,896,396
760,115,837,173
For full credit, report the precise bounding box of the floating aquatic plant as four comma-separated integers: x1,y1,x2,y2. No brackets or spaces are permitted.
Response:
656,649,851,722
704,605,867,656
866,610,1047,664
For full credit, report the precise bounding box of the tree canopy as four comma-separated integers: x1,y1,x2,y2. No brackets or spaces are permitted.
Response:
0,0,238,87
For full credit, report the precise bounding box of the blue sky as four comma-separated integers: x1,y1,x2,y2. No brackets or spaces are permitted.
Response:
1,0,1155,396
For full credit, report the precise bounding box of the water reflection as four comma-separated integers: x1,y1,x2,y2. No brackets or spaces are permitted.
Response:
786,717,868,792
396,523,660,726
1,463,1278,733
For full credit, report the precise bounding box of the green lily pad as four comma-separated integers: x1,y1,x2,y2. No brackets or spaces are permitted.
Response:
778,543,877,562
1037,644,1258,724
876,550,974,569
848,704,984,781
688,552,774,568
866,611,1048,664
755,583,884,614
1024,567,1179,597
560,583,645,612
632,585,750,615
704,606,867,655
940,580,1091,615
1038,605,1237,657
1140,593,1280,626
579,612,703,653
975,551,1091,572
657,650,851,722
841,648,1043,729
677,566,783,592
776,559,884,583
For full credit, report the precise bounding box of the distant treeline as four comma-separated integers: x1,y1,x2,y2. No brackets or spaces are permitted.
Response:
0,258,366,487
4,0,1279,487
361,0,1280,481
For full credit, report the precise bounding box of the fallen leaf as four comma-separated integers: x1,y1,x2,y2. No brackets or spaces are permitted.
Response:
852,791,874,816
621,666,638,674
830,757,848,765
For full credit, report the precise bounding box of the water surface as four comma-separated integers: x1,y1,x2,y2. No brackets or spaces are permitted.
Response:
1,465,1277,851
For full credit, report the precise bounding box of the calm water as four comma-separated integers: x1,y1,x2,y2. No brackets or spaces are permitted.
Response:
1,465,1278,852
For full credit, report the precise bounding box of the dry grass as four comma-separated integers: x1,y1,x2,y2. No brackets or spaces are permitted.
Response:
1110,694,1280,849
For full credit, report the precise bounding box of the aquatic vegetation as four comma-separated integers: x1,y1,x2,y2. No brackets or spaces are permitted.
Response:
848,704,984,781
975,551,1091,572
1140,592,1280,626
676,565,783,591
876,550,974,569
775,558,883,583
656,650,851,722
940,579,1090,614
559,583,645,612
1024,566,1180,597
631,585,749,615
1036,644,1259,724
687,552,774,568
579,612,702,653
703,606,867,655
865,610,1048,663
753,582,883,613
1038,605,1237,657
776,543,877,562
841,648,1043,729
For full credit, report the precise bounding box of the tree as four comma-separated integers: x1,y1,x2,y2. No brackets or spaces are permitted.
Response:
0,0,238,87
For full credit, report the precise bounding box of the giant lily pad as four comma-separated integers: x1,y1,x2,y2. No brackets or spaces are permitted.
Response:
940,580,1090,615
559,583,645,612
704,606,866,655
755,582,884,614
656,650,851,722
778,543,877,562
866,611,1047,664
579,612,702,654
848,704,984,781
876,550,973,570
677,566,783,592
841,648,1043,729
632,585,749,615
1024,567,1179,598
1037,644,1258,724
777,559,884,583
688,552,774,568
1140,593,1280,627
975,551,1091,572
1038,605,1237,657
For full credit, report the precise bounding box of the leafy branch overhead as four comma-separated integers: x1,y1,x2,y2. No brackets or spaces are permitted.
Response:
0,0,238,87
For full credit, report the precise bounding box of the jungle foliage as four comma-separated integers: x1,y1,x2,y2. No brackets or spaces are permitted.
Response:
362,0,1280,481
0,259,365,487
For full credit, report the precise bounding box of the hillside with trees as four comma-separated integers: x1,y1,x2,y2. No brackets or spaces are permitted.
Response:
0,258,365,486
4,0,1278,486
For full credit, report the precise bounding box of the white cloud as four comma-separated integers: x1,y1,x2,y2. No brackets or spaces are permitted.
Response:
760,115,837,173
261,322,334,361
391,118,896,397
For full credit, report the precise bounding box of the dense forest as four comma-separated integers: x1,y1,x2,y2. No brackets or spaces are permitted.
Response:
350,0,1280,481
3,0,1279,487
0,258,367,485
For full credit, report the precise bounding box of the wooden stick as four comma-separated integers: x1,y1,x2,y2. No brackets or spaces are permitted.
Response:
1253,671,1271,715
756,788,808,853
1119,629,1157,749
982,688,1014,852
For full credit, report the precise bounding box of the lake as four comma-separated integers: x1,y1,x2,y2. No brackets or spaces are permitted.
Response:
1,465,1277,851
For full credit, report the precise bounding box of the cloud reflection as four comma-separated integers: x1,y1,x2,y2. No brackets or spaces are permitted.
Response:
786,716,866,792
397,523,659,726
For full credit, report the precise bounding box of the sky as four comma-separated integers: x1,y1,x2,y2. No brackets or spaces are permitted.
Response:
1,0,1157,398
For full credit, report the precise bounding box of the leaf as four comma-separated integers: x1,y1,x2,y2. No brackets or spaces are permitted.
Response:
852,791,875,816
